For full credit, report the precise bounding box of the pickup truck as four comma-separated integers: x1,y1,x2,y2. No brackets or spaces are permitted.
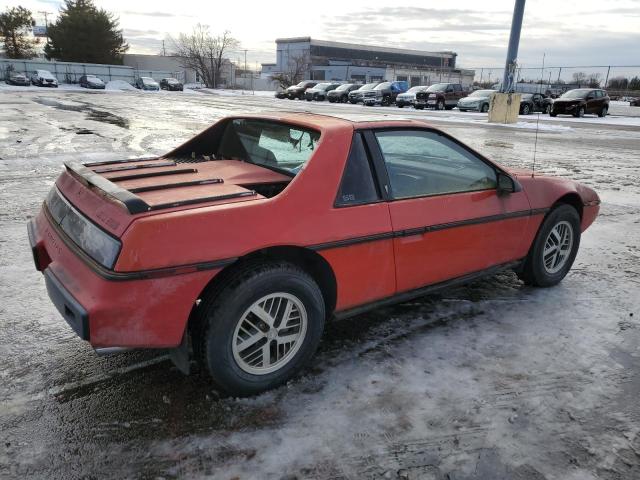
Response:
415,83,469,110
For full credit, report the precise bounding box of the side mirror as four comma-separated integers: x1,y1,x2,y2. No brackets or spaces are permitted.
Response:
497,173,516,195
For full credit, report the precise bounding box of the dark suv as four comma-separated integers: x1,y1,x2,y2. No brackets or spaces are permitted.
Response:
275,81,318,100
348,82,381,104
415,83,468,110
362,81,409,106
327,83,361,103
550,88,609,117
304,82,342,101
519,93,553,114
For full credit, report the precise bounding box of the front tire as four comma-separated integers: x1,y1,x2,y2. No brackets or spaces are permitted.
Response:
518,204,581,287
481,103,489,113
575,106,585,118
196,262,325,396
521,103,530,115
437,100,445,110
598,106,608,117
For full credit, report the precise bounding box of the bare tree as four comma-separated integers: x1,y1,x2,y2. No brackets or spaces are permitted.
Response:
170,25,239,88
572,71,587,87
270,53,311,89
586,72,602,88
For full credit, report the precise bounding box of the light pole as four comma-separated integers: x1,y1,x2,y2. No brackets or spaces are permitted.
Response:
500,0,526,93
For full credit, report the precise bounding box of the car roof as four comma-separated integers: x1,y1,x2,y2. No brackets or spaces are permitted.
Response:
236,111,433,132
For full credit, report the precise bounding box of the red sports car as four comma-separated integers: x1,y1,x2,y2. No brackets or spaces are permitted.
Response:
29,113,600,395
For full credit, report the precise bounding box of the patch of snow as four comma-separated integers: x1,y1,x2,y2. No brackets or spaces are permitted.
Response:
105,80,136,91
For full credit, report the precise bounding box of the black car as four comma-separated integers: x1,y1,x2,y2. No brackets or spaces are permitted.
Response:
348,82,381,104
550,88,609,117
79,75,105,89
327,83,361,103
519,93,552,114
304,82,342,101
275,81,318,100
160,78,184,91
6,71,30,86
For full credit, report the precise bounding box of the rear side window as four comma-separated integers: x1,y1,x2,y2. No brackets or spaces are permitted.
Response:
336,133,380,206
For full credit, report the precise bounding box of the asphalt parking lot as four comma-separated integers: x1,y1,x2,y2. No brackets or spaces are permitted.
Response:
1,89,639,480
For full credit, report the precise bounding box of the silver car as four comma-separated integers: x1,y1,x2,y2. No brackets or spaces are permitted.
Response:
457,89,496,112
395,86,428,108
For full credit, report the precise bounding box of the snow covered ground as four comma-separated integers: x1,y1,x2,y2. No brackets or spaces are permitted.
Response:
1,90,639,480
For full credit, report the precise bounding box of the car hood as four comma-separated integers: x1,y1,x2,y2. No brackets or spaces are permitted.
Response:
507,167,600,207
459,96,488,102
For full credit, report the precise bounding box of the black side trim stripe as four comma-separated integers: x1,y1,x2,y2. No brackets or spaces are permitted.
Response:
44,204,236,281
148,190,256,211
334,260,523,321
311,208,550,251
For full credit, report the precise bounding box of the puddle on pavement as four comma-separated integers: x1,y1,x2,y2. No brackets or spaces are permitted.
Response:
34,97,129,128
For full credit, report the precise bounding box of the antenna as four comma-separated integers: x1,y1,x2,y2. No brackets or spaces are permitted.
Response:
532,53,545,177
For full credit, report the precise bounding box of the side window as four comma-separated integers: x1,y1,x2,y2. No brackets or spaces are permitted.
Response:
595,90,603,98
454,84,462,92
374,130,497,199
336,133,380,206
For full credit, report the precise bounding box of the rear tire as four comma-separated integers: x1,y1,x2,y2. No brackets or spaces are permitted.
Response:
195,261,325,396
517,205,581,287
481,103,489,113
437,100,445,110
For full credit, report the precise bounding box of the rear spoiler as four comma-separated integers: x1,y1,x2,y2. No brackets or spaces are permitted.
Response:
65,160,152,214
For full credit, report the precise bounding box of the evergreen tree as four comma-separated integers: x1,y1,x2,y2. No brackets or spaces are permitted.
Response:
0,6,36,59
44,0,128,64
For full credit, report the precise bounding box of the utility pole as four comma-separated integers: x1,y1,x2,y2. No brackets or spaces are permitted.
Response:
38,11,52,43
243,49,248,89
162,40,166,56
500,0,526,93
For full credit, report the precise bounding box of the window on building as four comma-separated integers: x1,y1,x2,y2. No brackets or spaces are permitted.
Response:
351,74,366,83
410,76,421,87
396,75,408,82
312,70,326,81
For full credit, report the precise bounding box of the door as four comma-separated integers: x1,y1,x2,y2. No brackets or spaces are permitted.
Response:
585,90,599,114
370,129,533,293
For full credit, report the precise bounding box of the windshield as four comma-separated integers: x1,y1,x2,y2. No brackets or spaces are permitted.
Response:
335,84,353,91
87,76,101,81
406,86,425,93
359,83,378,91
469,90,495,97
561,89,590,99
38,71,54,78
313,83,331,90
218,119,320,176
165,78,178,83
141,77,155,83
426,84,448,92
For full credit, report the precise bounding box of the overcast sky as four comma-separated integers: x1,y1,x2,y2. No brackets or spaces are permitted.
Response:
14,0,640,70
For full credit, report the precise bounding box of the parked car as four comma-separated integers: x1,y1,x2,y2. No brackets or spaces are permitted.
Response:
29,112,600,396
30,70,58,88
550,88,609,117
395,86,428,108
362,81,409,106
415,83,468,110
519,93,553,114
5,71,30,86
457,89,496,112
631,98,640,107
348,82,381,104
327,83,361,103
275,81,317,100
79,75,105,89
135,77,160,91
304,82,342,101
160,78,184,91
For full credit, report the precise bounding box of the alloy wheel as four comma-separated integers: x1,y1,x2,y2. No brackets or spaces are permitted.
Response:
232,293,308,375
543,221,574,274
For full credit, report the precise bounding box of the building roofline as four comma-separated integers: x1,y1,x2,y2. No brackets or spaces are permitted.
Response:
275,37,456,59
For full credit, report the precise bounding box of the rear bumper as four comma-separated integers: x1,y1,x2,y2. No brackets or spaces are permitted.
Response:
28,210,217,348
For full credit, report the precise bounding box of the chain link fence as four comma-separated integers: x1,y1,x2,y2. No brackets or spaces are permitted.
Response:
468,65,640,99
